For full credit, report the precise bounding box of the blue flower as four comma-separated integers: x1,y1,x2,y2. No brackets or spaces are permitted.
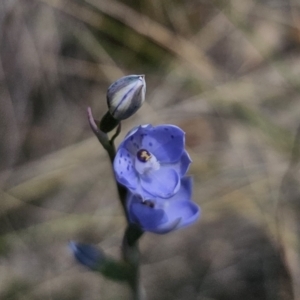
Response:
113,124,191,199
69,241,104,270
126,177,200,234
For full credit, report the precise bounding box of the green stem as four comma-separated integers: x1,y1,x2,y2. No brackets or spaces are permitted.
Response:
100,111,120,133
122,225,144,300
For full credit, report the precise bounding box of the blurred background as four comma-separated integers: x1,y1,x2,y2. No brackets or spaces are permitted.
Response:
0,0,300,299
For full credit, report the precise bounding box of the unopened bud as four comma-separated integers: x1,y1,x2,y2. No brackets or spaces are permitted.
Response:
107,75,146,120
69,241,104,270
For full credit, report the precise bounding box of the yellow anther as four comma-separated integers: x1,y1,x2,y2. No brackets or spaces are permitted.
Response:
137,149,152,162
140,150,151,161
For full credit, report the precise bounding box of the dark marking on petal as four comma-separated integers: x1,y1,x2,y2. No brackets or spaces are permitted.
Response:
171,135,174,139
149,142,153,147
143,200,155,208
127,165,130,171
119,159,121,164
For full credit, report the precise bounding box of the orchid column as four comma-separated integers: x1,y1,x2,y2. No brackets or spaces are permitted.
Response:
70,75,200,300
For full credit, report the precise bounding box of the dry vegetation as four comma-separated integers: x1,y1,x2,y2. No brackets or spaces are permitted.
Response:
1,0,300,299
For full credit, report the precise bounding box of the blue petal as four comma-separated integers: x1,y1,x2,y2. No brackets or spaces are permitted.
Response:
130,201,167,229
126,181,200,234
170,176,193,202
140,167,180,198
122,125,152,154
180,151,192,176
170,150,192,178
141,125,185,163
145,201,199,234
124,124,152,139
69,242,103,269
113,147,139,191
149,218,181,234
178,202,200,228
165,201,200,229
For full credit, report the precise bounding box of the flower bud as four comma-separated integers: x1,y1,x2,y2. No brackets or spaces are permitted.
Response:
69,241,134,281
107,75,146,120
69,241,104,270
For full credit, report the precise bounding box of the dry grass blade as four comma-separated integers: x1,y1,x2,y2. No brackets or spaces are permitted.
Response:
1,0,299,299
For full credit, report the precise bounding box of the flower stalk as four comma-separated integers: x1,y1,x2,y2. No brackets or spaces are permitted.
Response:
87,106,144,299
87,107,128,216
122,225,144,300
